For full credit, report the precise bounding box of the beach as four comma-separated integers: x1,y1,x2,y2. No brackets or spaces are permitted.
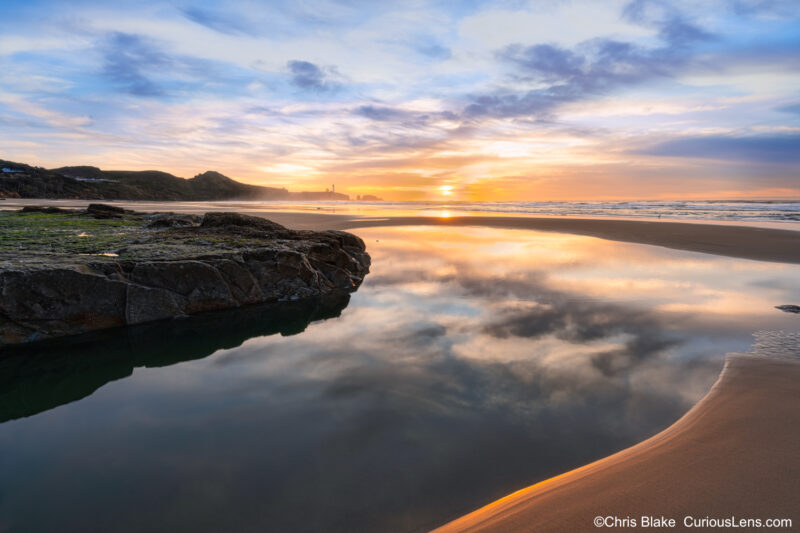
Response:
3,200,800,264
3,202,800,532
321,215,800,265
201,208,800,530
299,211,800,531
435,351,800,532
6,2,800,529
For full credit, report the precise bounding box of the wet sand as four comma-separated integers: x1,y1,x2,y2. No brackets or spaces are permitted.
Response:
3,201,800,531
433,353,800,532
313,215,800,265
306,212,799,531
3,200,800,263
302,211,800,532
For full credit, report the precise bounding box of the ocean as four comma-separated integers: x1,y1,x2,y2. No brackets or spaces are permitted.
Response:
3,199,800,225
217,200,800,223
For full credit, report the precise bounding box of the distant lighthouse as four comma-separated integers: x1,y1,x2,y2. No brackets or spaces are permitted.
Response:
332,184,335,194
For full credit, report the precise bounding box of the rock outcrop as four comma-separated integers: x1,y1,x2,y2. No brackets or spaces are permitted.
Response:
0,208,370,345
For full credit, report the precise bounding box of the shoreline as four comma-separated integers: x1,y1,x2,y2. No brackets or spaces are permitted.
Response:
3,200,798,529
2,201,800,264
333,216,800,265
283,211,799,530
433,352,800,532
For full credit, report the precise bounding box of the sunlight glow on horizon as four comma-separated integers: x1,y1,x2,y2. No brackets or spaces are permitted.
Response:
0,0,798,201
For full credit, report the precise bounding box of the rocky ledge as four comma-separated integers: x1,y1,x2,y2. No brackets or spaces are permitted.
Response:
0,205,370,345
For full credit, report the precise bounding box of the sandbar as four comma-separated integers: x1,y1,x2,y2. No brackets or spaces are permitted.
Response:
433,353,800,532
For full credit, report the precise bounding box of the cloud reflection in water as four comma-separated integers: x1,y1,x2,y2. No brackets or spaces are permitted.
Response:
1,226,798,533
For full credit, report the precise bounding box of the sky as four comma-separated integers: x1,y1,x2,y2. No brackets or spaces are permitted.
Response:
0,0,798,201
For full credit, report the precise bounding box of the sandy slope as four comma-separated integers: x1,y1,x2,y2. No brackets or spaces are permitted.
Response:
433,354,800,532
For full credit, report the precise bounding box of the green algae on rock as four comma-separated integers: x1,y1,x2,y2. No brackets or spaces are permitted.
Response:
0,206,370,346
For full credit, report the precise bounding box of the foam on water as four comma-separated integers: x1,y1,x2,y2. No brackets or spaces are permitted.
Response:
242,200,800,223
734,331,800,360
443,201,800,222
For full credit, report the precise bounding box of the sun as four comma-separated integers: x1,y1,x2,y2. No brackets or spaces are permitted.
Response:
438,185,454,196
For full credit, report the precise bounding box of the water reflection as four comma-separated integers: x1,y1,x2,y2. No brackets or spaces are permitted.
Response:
0,294,351,423
0,226,798,533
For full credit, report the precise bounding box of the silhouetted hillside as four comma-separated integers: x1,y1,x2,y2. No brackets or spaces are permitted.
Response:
0,159,333,201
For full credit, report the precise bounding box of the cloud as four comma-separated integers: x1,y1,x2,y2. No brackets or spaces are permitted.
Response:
622,1,714,46
352,105,458,128
416,42,452,60
523,43,588,79
657,15,714,44
465,38,683,118
776,102,800,114
464,1,714,119
367,261,682,377
353,105,412,122
412,36,452,60
180,6,260,36
2,0,799,199
353,256,686,382
287,60,339,92
726,0,800,17
98,32,253,98
481,300,680,377
634,134,800,163
101,32,170,97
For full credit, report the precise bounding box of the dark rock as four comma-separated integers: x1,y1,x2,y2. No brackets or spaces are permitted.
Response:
207,259,264,305
0,210,370,346
0,269,127,344
125,285,184,325
201,212,286,232
128,260,236,313
776,304,800,314
145,212,202,228
87,203,127,219
20,206,73,214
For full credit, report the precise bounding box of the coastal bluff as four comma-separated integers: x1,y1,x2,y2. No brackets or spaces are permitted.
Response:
0,206,370,346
